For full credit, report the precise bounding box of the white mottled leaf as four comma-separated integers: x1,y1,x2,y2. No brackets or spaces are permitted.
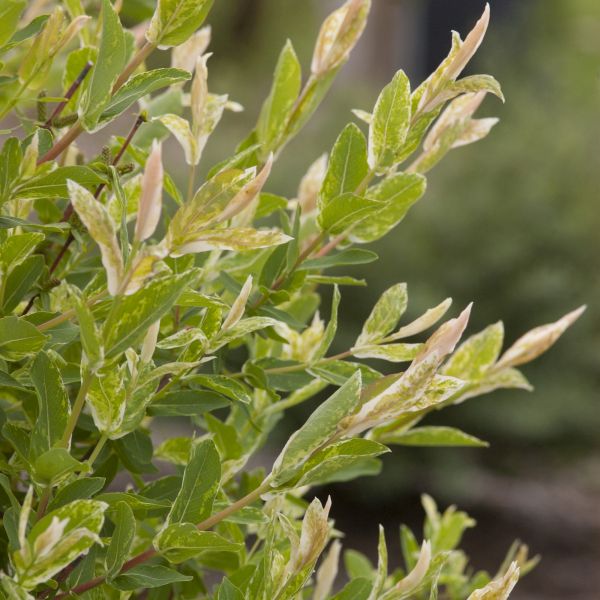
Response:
68,180,123,295
495,306,585,370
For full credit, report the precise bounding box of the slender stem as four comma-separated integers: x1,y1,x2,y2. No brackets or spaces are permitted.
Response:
252,232,326,310
35,488,51,521
59,370,94,449
37,42,156,165
39,114,146,287
44,61,93,128
36,291,107,332
86,434,108,469
112,41,155,93
187,163,197,203
57,480,271,598
37,122,84,165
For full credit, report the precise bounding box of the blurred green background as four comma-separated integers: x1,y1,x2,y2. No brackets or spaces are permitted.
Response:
134,0,600,597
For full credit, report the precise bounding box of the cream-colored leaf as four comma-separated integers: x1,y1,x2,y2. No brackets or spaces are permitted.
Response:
176,227,292,255
423,92,487,152
294,496,332,572
222,275,253,331
157,113,198,166
191,53,210,129
393,540,431,594
141,320,160,363
389,298,453,340
416,4,490,115
68,180,124,295
218,155,273,223
135,141,164,242
313,540,341,600
297,154,327,215
311,0,371,75
468,562,520,600
495,306,585,370
171,26,211,73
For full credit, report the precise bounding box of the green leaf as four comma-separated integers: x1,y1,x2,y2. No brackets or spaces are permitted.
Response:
0,15,48,55
190,375,251,404
368,526,388,600
271,371,363,485
356,283,408,347
0,233,43,270
155,436,192,466
96,492,170,516
29,351,70,461
111,564,192,591
155,523,242,563
178,226,291,254
318,193,382,235
167,439,220,526
81,0,127,131
33,448,85,485
352,343,422,363
0,1,26,49
0,138,22,204
100,68,191,126
2,255,44,313
14,166,103,199
379,426,488,447
308,360,381,387
218,577,245,600
320,123,369,206
104,270,198,358
291,438,389,487
68,180,124,296
148,390,229,417
105,501,135,580
13,499,107,590
0,316,47,361
332,578,372,600
257,40,302,153
73,292,103,371
350,172,426,244
299,248,378,271
146,0,214,47
443,322,504,380
369,70,411,170
48,478,106,511
314,285,340,360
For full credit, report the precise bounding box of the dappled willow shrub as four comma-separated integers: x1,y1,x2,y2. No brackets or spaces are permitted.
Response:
0,1,583,598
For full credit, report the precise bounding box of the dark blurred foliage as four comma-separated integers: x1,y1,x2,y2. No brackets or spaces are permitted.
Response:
146,0,599,596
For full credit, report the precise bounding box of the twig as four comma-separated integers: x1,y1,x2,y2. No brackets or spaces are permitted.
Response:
44,61,93,129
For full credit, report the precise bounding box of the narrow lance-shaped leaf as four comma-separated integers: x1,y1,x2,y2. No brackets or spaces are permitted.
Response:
146,0,215,48
80,0,126,131
167,438,221,525
494,306,585,370
135,141,164,242
257,40,302,154
171,26,211,72
29,352,70,460
320,123,369,206
271,371,362,486
105,501,135,581
368,70,411,170
355,283,408,347
68,180,124,296
467,562,520,600
104,270,199,358
311,0,371,75
416,4,491,115
222,275,253,330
